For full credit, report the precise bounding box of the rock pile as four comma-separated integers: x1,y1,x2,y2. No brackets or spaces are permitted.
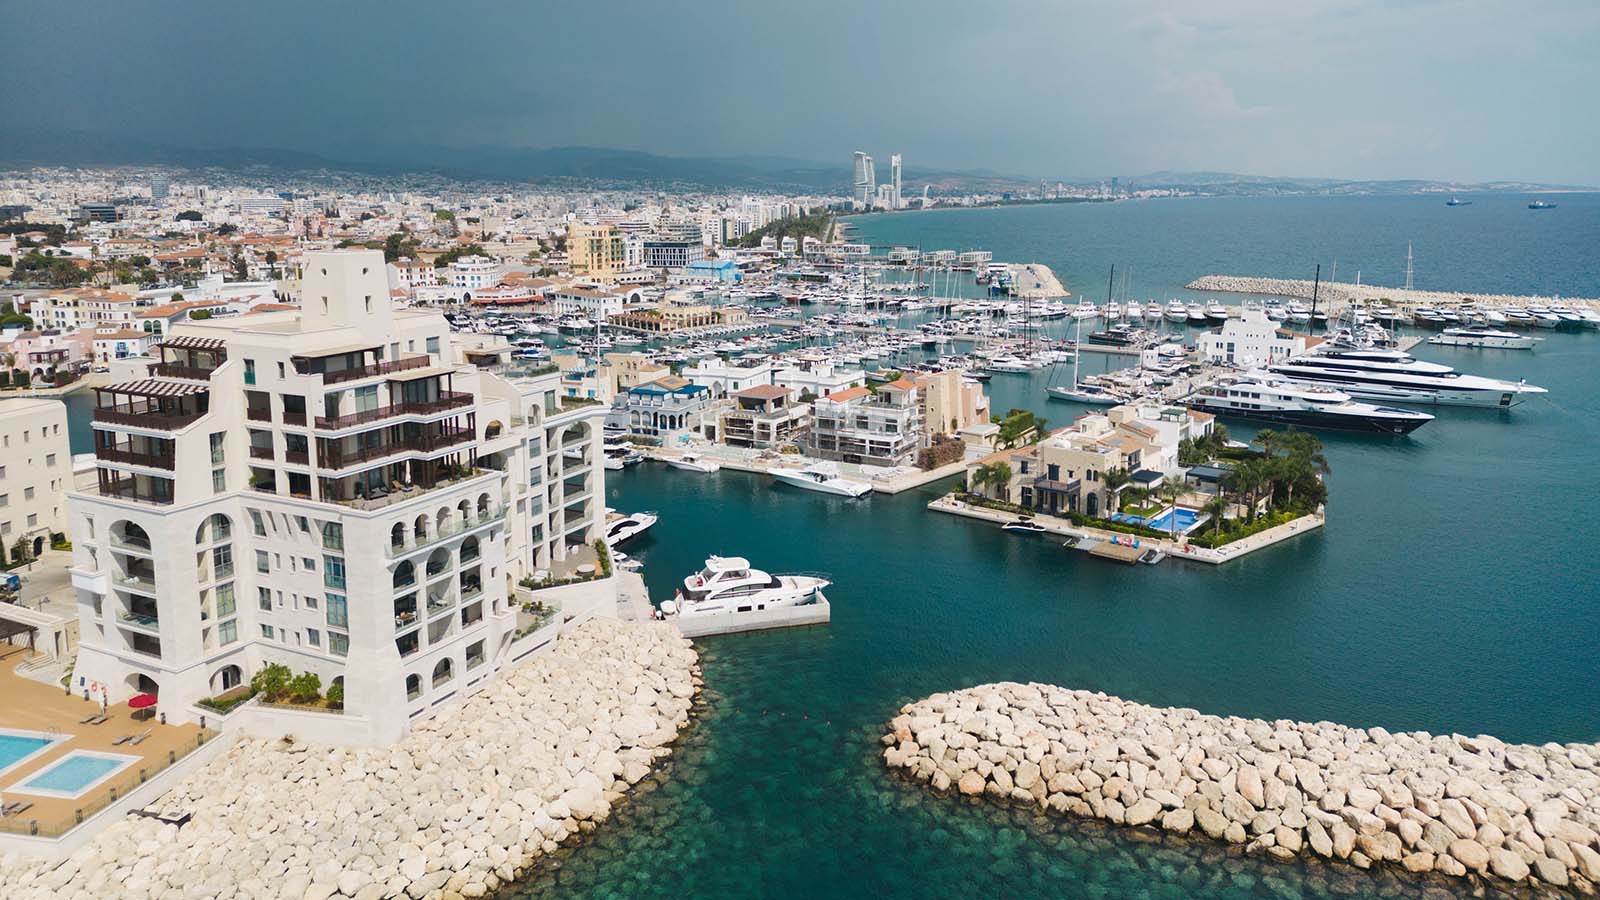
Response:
0,618,699,900
884,683,1600,893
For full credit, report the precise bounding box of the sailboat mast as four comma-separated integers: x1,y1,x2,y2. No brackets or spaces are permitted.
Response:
1310,263,1322,331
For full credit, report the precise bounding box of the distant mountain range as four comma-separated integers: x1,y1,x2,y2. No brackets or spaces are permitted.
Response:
0,131,1590,195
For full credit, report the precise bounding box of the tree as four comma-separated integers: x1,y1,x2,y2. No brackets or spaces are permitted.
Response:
1102,467,1134,511
432,244,486,268
231,252,248,280
971,461,1013,499
287,672,322,704
384,229,420,262
175,210,203,221
250,663,292,702
325,680,344,709
1222,459,1270,522
214,223,238,236
1202,493,1230,536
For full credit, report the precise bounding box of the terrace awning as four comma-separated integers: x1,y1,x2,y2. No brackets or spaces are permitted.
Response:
1132,469,1166,486
100,379,209,399
158,335,226,352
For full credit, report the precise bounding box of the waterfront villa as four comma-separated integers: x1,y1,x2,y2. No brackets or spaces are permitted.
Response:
718,384,811,449
807,379,924,467
618,376,714,443
65,250,611,747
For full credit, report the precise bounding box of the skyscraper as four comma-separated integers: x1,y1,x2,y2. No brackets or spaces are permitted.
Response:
890,154,903,210
852,151,870,206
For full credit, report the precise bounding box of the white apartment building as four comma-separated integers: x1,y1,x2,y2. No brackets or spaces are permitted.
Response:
772,359,866,399
447,255,501,291
1198,309,1308,366
807,379,924,467
683,357,775,398
550,287,626,320
0,398,72,563
67,250,609,746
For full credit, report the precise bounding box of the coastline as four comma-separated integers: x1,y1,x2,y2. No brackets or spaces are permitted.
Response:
0,619,700,900
884,683,1600,894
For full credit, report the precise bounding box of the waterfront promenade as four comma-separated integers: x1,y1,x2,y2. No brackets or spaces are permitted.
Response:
0,619,699,900
926,492,1323,564
885,682,1600,892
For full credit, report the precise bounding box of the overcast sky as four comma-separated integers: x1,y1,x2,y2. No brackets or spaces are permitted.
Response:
8,0,1598,183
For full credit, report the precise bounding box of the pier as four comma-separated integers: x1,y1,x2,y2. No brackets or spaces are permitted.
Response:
638,447,966,495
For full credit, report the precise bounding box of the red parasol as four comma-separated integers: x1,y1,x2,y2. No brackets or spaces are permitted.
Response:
128,693,158,710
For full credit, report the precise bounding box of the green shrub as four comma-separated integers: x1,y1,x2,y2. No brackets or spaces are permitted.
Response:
249,663,292,702
287,672,322,704
325,680,344,709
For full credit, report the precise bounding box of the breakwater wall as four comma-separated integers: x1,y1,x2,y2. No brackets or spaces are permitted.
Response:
0,619,700,900
884,682,1600,893
1187,275,1600,310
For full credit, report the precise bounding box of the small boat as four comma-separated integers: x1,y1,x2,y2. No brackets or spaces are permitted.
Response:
1001,519,1048,534
770,462,872,498
1445,197,1472,207
1528,199,1557,210
667,453,722,474
603,511,658,548
1139,547,1166,564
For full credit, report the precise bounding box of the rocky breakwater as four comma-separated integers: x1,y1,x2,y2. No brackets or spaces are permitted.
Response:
884,683,1600,894
0,619,699,900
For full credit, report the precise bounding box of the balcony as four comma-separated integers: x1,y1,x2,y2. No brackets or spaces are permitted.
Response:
314,392,473,430
388,507,502,557
397,631,420,659
110,536,153,555
426,590,455,617
112,572,158,594
317,427,474,471
247,407,272,423
282,410,307,427
249,446,274,461
94,406,205,431
394,595,419,631
321,354,431,385
285,449,309,465
116,610,161,634
98,447,176,470
150,363,215,381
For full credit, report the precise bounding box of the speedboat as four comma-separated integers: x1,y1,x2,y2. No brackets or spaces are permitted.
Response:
667,453,722,474
1001,519,1048,534
770,462,872,498
603,511,658,548
663,555,829,618
603,441,643,470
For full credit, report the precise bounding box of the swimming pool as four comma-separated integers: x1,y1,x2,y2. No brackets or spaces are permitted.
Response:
15,750,139,799
0,729,65,778
1112,507,1209,535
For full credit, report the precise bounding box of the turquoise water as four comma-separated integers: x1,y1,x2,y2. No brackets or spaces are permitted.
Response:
21,752,129,796
506,196,1600,900
0,733,53,773
1117,507,1203,534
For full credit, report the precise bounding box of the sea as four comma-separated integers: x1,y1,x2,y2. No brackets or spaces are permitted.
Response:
65,194,1600,899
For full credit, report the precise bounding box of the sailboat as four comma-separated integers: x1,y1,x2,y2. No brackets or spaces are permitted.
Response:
1047,274,1125,405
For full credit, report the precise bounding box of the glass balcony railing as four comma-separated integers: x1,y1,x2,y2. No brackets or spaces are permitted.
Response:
387,507,502,557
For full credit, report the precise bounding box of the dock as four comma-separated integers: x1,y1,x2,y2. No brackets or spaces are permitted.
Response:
669,596,831,639
1085,539,1148,565
638,447,964,495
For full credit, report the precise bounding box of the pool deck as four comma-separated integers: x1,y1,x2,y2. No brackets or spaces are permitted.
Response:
927,493,1323,565
0,645,208,836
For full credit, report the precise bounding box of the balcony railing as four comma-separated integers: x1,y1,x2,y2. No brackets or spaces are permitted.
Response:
246,408,272,423
318,427,474,470
113,573,158,594
285,449,309,465
249,446,274,460
282,410,307,427
426,592,454,616
388,507,502,557
314,392,473,430
117,611,160,632
94,407,205,431
111,536,153,554
98,447,176,469
150,363,215,381
321,355,431,385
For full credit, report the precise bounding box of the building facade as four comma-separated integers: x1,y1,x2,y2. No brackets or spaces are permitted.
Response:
1197,309,1309,367
807,380,922,467
567,223,627,278
0,399,71,563
66,250,609,746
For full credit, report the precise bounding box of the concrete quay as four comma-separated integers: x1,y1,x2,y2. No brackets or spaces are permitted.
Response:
1187,275,1600,311
884,682,1600,893
639,446,965,495
926,493,1323,565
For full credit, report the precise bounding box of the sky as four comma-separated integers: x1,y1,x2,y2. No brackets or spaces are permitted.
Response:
6,0,1598,184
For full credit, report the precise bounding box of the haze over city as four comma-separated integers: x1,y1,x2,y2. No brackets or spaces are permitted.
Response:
7,0,1600,184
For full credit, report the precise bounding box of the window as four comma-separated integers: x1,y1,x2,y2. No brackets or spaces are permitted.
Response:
325,594,348,628
258,587,272,611
210,432,225,465
303,557,316,571
426,336,440,355
261,624,275,639
249,509,266,536
466,639,485,669
212,469,226,493
323,555,345,589
321,521,343,551
46,453,56,467
306,628,320,647
256,550,269,574
23,487,33,500
216,583,235,618
329,632,349,657
305,594,318,610
219,620,238,645
212,545,233,578
296,516,310,534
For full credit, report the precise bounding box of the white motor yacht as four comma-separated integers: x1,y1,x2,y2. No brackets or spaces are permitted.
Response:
603,511,658,548
1185,303,1210,325
1187,373,1434,434
1268,348,1547,408
1071,301,1100,319
1145,301,1165,321
667,453,722,474
1164,300,1188,322
770,462,872,498
1427,328,1541,350
663,555,829,618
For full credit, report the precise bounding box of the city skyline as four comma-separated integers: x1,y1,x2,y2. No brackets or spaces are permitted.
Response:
5,1,1599,185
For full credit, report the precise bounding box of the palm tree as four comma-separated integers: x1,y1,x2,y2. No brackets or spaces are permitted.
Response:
1102,467,1133,512
970,461,1012,500
1253,428,1281,460
1202,494,1229,536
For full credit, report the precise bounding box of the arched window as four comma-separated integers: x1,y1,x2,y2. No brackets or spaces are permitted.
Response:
431,659,454,687
435,508,450,533
390,522,406,551
425,548,451,578
112,521,151,551
476,493,491,516
485,420,503,439
195,513,231,544
460,536,480,563
456,499,471,522
212,665,242,693
413,514,428,541
405,673,422,701
393,561,416,590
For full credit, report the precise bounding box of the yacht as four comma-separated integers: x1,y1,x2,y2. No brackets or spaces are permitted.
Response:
1268,348,1547,408
1285,304,1312,325
1047,382,1123,405
1164,300,1188,323
666,453,722,473
603,511,658,548
1185,303,1210,325
1070,301,1100,319
1528,199,1557,210
602,436,644,470
1145,301,1165,321
1187,373,1434,435
770,462,873,498
662,556,829,618
1427,328,1541,350
1204,302,1230,324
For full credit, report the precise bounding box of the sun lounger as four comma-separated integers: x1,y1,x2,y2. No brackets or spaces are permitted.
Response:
111,734,134,746
129,730,152,746
87,714,109,725
2,802,32,817
80,713,99,724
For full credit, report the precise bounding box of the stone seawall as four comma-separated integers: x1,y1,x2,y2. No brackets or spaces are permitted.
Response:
884,683,1600,894
0,619,700,900
1187,275,1600,309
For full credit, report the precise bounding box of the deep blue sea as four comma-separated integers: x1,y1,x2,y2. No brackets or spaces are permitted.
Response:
498,195,1600,900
